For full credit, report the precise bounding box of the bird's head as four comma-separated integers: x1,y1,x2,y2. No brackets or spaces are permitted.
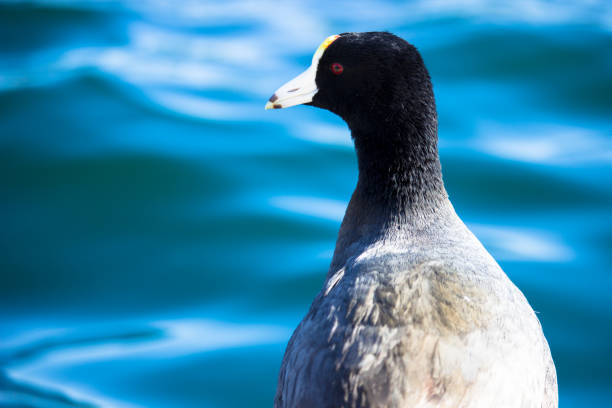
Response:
266,32,434,129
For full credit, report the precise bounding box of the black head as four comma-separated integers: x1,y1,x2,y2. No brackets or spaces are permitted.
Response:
310,32,435,127
267,32,436,136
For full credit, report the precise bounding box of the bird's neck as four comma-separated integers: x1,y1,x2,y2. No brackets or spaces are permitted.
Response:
329,106,449,272
352,98,447,219
355,121,445,213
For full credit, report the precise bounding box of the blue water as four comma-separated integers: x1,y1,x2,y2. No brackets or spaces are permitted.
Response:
1,1,611,407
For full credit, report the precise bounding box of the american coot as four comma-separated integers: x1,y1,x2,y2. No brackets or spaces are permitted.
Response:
266,32,557,408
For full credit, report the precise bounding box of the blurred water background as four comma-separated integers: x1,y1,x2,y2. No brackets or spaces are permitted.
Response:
0,0,611,407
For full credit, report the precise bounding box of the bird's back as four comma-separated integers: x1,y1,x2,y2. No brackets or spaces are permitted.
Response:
275,218,557,408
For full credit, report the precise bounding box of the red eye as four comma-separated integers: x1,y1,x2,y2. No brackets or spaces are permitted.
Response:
330,62,344,75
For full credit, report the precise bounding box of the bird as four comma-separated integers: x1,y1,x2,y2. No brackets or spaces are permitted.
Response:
265,32,557,408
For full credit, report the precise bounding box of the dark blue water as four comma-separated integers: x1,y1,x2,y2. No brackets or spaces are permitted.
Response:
1,1,611,407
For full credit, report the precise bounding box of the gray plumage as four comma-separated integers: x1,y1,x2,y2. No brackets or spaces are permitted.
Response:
269,32,557,408
275,199,557,407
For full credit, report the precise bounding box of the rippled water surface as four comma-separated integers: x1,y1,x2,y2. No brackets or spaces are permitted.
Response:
1,1,611,407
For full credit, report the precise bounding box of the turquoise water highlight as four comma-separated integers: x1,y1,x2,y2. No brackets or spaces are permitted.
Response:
1,1,611,407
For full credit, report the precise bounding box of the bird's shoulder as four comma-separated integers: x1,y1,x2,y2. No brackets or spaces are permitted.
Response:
275,254,552,408
319,256,496,334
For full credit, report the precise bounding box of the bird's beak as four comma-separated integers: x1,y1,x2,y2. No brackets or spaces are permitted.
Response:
265,64,318,110
266,34,340,110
